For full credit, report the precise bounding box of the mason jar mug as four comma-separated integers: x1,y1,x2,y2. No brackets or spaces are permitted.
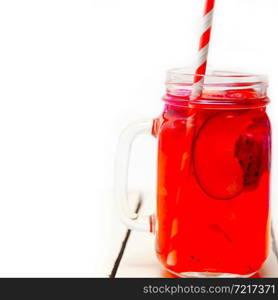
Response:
115,69,271,278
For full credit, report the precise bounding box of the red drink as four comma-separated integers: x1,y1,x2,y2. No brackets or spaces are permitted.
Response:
154,73,271,277
115,69,272,278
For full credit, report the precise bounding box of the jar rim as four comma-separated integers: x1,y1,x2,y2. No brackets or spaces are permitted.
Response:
167,67,268,85
165,68,269,107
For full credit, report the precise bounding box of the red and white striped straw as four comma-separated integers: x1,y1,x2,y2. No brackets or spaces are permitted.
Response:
190,0,215,100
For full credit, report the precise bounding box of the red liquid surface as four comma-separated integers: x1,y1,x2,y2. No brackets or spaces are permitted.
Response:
155,90,271,276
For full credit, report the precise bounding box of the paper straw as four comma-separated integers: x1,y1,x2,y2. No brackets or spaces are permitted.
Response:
190,0,215,100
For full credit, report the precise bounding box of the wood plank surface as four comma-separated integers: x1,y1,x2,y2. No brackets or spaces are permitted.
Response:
115,228,278,278
110,192,278,278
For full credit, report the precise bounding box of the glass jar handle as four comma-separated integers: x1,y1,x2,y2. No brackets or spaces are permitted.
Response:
115,119,154,232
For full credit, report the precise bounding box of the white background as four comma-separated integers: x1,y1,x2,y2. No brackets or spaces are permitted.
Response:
0,0,277,277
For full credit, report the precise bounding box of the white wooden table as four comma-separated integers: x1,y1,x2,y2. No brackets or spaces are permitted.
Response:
107,192,278,278
112,227,278,278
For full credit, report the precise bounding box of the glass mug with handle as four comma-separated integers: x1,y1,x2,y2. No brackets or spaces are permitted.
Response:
115,68,271,278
